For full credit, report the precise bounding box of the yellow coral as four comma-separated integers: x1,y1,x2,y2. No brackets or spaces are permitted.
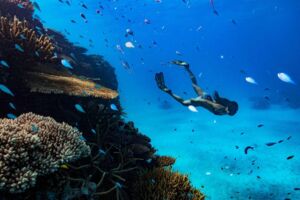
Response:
131,167,205,200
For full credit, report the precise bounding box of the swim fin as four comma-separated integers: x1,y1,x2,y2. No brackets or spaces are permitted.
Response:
155,72,170,92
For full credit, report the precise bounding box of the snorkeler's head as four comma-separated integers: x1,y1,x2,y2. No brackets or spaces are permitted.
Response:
227,101,238,116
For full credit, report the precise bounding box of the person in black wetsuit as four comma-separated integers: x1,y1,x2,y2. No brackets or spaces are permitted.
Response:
155,60,238,116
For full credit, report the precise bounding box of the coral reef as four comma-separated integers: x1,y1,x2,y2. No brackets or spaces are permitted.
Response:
130,167,205,200
0,1,204,199
0,113,90,193
24,71,118,99
0,0,34,23
0,16,55,66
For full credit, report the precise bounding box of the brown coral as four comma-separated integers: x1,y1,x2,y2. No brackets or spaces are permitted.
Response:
24,71,119,99
156,156,176,167
0,16,55,65
0,113,90,193
130,167,205,200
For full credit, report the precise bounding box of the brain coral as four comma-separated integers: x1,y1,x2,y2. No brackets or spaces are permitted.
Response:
0,113,91,193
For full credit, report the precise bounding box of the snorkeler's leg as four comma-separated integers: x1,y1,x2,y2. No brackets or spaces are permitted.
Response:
155,72,190,106
184,67,205,97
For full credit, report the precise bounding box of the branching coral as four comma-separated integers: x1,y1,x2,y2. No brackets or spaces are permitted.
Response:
24,71,119,99
0,113,91,193
0,16,55,65
130,167,205,200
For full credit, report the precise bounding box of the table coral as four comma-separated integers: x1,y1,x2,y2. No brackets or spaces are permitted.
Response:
24,71,119,99
0,113,90,193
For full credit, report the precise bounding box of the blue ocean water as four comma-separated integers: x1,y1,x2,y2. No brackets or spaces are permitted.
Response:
36,0,300,199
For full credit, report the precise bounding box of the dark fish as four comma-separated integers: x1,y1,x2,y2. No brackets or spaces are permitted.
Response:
232,19,237,25
294,188,300,191
244,146,254,154
71,20,76,23
66,1,71,6
278,140,284,143
287,155,294,160
264,96,270,101
81,3,88,9
257,124,264,128
80,13,86,20
264,87,270,91
240,69,246,74
210,0,219,15
287,136,292,140
266,142,277,147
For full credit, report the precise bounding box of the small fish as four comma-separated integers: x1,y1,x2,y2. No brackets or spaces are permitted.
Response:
244,146,254,154
0,84,14,96
265,142,277,147
125,28,134,37
144,18,151,24
80,13,87,20
70,20,76,23
125,41,135,48
175,51,182,56
15,44,24,52
9,102,16,110
277,140,284,143
61,59,73,69
66,1,71,6
257,124,264,128
277,72,296,84
31,124,39,133
264,96,270,101
80,135,86,141
287,136,292,140
0,60,9,68
287,155,294,160
232,19,237,25
188,105,198,112
81,3,88,9
17,4,24,8
32,2,41,11
98,149,106,155
121,60,130,70
245,77,257,84
60,164,69,169
7,113,16,119
294,188,300,191
110,104,118,111
91,129,96,134
75,104,86,113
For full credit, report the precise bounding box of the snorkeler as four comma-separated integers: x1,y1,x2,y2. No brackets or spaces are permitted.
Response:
155,60,238,116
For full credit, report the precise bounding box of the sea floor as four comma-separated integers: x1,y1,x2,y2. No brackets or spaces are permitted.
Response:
124,100,300,200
